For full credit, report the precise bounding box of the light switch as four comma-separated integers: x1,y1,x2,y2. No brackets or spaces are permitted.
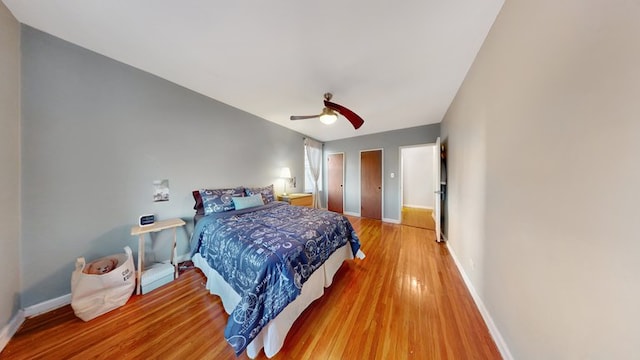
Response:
390,172,395,178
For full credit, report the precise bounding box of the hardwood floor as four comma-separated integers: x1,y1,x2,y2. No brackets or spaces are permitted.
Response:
1,217,501,360
401,206,436,230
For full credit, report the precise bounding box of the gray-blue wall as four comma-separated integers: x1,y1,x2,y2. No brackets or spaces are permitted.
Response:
20,26,305,307
324,124,440,221
0,1,22,335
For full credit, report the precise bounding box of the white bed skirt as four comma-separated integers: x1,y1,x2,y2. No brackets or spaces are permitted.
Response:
192,245,363,358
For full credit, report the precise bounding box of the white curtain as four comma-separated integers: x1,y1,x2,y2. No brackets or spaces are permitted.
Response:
304,138,322,208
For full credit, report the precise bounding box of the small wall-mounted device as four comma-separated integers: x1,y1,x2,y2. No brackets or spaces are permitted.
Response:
138,214,155,227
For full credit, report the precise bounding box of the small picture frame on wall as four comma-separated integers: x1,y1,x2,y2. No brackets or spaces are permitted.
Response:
153,179,169,202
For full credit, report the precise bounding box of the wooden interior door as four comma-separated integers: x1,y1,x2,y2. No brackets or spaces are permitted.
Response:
361,150,382,219
327,153,344,213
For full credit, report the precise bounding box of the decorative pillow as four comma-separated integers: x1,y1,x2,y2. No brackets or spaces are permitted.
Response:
245,184,275,204
232,194,264,210
199,187,245,215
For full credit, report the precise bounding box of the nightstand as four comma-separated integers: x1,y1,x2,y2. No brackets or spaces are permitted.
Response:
278,193,313,207
130,218,186,295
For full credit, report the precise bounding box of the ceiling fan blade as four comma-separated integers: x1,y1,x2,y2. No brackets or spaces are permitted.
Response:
324,100,365,129
290,114,321,120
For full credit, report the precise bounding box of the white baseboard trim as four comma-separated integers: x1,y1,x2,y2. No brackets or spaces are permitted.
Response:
446,244,513,360
340,212,400,224
174,253,192,264
0,309,25,353
24,293,71,318
382,218,401,224
402,204,434,210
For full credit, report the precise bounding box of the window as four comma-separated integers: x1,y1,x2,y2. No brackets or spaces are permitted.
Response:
304,146,322,192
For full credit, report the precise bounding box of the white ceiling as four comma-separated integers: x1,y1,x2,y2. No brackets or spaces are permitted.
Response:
3,0,504,142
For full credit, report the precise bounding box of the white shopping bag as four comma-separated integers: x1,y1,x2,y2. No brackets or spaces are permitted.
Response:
71,246,135,321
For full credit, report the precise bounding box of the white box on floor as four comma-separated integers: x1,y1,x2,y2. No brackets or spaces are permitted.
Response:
141,262,174,294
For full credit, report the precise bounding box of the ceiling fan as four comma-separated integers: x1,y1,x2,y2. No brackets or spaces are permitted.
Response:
290,93,364,129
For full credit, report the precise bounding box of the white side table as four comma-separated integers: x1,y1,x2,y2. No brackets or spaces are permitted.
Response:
130,218,186,295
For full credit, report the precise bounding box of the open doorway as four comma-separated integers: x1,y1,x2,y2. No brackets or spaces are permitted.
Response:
400,144,436,230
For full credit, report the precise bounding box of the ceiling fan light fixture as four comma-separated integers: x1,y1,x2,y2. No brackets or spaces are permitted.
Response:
290,93,364,129
319,108,338,125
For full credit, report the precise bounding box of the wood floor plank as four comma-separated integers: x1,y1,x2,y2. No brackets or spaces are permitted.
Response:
1,216,500,359
401,206,435,230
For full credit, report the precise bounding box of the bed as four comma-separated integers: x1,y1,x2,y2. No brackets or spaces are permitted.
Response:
189,186,364,358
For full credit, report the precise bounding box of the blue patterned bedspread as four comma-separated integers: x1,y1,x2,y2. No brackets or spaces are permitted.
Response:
189,201,361,355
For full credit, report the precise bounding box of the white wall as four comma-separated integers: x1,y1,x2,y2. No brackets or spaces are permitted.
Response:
401,145,434,208
0,0,21,340
441,0,640,359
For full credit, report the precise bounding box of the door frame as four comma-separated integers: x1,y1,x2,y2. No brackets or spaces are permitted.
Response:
359,148,384,219
325,152,345,212
399,142,440,236
399,142,436,213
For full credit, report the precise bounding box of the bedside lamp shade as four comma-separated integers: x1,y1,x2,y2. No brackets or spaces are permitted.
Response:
280,167,292,179
280,167,292,195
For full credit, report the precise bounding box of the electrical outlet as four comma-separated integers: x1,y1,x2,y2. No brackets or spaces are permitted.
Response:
470,258,476,270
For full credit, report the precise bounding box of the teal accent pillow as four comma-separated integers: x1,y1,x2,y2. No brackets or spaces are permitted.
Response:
232,194,264,210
